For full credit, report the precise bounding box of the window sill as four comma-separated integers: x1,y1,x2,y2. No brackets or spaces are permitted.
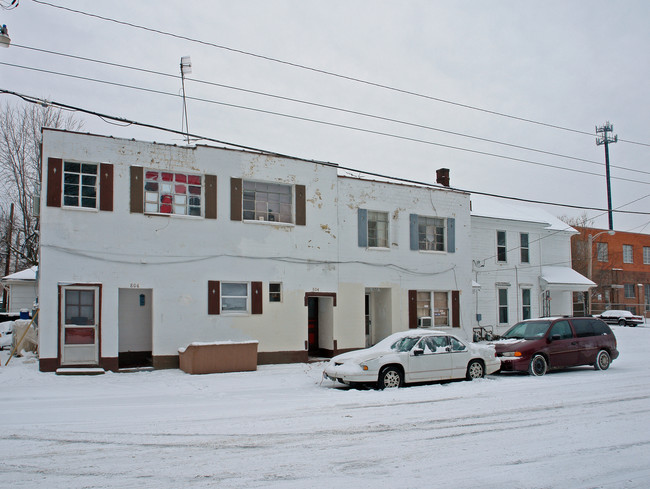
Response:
418,249,447,255
243,219,295,228
144,212,204,219
62,206,99,213
366,246,390,251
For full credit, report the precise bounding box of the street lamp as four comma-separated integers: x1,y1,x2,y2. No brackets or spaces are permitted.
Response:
587,230,615,314
0,24,10,48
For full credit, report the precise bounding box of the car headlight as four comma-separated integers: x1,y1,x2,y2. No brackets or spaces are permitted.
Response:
501,351,522,357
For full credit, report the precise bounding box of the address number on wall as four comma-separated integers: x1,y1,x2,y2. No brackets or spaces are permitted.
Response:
130,283,140,288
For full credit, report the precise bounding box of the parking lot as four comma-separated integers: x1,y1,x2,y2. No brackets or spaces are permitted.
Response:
0,325,649,488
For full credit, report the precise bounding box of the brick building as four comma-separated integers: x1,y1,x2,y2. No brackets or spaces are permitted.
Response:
571,227,650,317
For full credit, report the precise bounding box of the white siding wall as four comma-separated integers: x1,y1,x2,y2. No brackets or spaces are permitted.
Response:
471,215,576,334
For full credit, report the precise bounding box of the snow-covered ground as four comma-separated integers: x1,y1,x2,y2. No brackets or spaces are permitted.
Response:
1,326,649,489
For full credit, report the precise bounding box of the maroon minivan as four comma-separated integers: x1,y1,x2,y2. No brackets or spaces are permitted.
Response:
494,317,619,376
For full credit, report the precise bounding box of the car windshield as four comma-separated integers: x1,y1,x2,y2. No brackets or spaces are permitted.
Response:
502,321,551,340
391,336,421,352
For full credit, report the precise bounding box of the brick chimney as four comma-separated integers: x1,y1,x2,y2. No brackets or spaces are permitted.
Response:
436,168,450,187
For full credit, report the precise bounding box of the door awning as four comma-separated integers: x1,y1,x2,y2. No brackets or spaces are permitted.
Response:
540,266,595,292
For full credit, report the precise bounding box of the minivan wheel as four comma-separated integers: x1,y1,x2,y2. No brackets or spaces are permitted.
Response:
378,366,403,389
594,350,611,371
466,360,485,380
529,354,548,376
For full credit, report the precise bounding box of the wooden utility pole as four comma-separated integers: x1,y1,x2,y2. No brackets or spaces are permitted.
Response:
2,203,14,310
596,122,618,231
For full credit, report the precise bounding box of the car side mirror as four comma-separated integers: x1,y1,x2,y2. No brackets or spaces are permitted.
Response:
413,348,424,356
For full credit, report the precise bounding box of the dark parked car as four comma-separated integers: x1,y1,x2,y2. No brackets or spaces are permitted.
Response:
494,317,618,376
598,310,644,327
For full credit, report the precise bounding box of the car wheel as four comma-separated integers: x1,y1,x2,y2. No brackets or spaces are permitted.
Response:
529,354,548,376
594,350,611,371
466,360,484,380
618,319,626,327
378,366,403,389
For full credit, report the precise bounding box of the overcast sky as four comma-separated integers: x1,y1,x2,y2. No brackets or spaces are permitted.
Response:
2,1,649,232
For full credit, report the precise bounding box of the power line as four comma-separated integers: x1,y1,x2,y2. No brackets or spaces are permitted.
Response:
29,0,650,148
11,42,650,178
3,88,650,218
3,61,650,187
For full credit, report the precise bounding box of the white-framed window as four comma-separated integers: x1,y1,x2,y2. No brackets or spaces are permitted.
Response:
520,233,530,263
597,242,608,262
367,211,389,248
497,231,507,262
645,285,650,312
221,282,249,313
269,282,282,303
522,288,531,320
644,247,650,265
63,162,98,209
418,216,445,251
144,170,202,216
498,288,508,324
243,180,293,223
623,245,633,264
416,291,449,326
624,283,635,299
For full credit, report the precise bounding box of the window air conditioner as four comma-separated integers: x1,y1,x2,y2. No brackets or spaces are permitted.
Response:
418,316,433,328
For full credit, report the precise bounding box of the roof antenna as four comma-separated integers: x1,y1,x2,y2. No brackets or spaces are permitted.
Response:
180,56,192,144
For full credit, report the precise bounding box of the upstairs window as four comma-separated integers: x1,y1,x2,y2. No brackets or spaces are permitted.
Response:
242,181,293,223
418,216,445,251
520,233,530,263
644,247,650,265
497,231,507,262
144,170,202,216
367,211,389,248
597,242,608,262
63,162,98,209
623,245,634,264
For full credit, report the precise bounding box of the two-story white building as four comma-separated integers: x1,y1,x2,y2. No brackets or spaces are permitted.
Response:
469,195,595,336
38,129,472,372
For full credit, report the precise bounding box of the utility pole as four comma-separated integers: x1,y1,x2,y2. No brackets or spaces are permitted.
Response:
596,122,618,231
2,203,14,310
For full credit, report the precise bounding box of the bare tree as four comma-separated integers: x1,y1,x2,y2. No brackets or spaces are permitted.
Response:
0,101,84,273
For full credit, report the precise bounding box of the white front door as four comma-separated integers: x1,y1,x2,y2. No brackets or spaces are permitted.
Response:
61,286,100,366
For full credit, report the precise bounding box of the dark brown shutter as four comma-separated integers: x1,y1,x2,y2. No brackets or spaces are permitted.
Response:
452,290,460,328
295,184,306,226
99,163,114,212
46,158,62,208
205,174,217,219
251,281,263,315
130,166,144,214
230,178,242,221
208,281,220,315
408,290,418,329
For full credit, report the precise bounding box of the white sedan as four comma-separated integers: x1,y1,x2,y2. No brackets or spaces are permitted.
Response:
323,329,500,388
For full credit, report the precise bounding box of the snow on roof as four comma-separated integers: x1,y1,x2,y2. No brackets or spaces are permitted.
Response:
471,195,575,232
2,266,38,283
540,266,595,289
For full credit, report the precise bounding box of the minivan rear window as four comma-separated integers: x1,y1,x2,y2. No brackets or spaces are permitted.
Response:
572,319,610,337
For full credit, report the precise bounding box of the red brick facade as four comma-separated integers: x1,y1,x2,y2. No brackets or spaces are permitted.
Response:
571,227,650,316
